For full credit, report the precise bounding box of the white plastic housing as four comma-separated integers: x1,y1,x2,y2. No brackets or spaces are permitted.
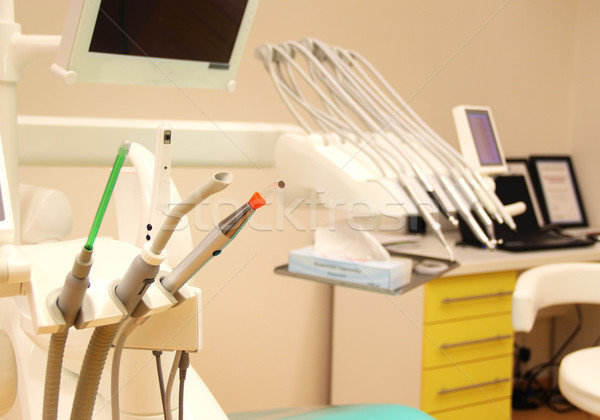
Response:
17,237,176,334
512,262,600,333
19,184,72,244
274,132,455,220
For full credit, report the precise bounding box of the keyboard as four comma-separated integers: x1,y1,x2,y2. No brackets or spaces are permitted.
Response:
498,228,596,252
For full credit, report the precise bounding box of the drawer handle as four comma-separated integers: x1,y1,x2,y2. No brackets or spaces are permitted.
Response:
440,334,513,349
442,291,512,304
438,377,511,395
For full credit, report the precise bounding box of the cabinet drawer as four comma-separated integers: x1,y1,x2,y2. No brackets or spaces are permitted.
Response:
423,313,513,368
421,356,512,413
429,398,511,420
424,272,516,323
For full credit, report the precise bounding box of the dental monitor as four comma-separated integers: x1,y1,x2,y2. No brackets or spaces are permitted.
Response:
453,105,507,175
51,0,259,90
0,139,14,244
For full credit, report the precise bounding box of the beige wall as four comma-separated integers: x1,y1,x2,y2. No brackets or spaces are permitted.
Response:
13,0,599,414
16,0,579,156
570,0,600,227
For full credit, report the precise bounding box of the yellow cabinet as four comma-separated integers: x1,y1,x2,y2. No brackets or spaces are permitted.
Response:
424,271,516,323
421,356,513,412
421,272,516,418
422,313,513,368
432,398,512,420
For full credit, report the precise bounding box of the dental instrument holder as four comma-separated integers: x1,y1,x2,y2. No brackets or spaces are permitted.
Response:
274,132,436,220
47,248,93,329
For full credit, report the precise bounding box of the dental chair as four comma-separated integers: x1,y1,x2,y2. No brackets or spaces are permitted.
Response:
512,262,600,417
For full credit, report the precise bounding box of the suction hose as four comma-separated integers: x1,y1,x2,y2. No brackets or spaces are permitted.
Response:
150,172,233,255
69,322,122,420
42,330,68,420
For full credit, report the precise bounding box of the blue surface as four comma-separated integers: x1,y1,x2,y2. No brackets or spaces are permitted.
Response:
228,405,435,420
282,405,435,419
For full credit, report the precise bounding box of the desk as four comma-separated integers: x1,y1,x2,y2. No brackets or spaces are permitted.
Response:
330,233,600,420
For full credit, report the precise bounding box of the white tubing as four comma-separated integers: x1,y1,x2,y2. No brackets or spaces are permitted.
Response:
110,319,138,420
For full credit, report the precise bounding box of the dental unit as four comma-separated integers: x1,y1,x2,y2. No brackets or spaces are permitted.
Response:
0,0,525,418
255,39,518,258
0,0,269,418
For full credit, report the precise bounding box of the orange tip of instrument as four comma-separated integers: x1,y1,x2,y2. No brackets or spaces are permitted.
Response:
248,192,267,210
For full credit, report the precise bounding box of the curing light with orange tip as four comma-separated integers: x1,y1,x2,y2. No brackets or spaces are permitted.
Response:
160,180,285,294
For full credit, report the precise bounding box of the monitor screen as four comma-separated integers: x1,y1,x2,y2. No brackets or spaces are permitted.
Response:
53,0,259,89
453,105,507,175
89,0,248,66
0,187,5,222
466,109,503,166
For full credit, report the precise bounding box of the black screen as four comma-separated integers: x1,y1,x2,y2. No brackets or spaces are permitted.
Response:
494,175,539,233
89,0,249,65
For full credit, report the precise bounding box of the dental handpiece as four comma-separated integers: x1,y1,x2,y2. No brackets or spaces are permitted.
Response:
461,168,504,225
451,169,495,242
411,163,458,226
472,171,517,231
161,181,285,294
400,177,455,261
439,175,494,249
114,172,233,315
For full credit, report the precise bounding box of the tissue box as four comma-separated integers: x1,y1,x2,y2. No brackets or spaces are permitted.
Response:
288,246,412,290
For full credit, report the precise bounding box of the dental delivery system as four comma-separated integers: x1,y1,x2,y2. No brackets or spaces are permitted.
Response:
255,39,517,258
14,158,279,420
67,171,232,420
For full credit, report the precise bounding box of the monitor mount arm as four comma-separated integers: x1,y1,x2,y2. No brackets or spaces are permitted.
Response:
0,1,60,243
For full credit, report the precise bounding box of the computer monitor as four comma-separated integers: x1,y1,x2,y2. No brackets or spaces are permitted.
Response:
0,138,15,245
453,105,507,175
51,0,259,90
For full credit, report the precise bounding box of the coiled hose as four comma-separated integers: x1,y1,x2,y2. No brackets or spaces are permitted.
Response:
70,322,122,420
42,329,68,420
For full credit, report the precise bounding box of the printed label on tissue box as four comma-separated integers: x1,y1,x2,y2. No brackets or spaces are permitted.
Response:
288,247,411,290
